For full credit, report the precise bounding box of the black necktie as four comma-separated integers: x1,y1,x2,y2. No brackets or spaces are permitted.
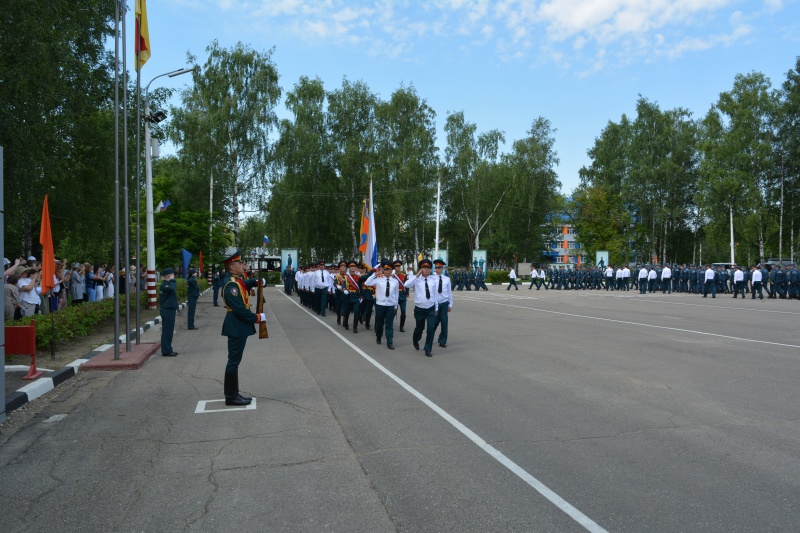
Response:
320,271,324,282
385,278,390,297
425,278,430,299
438,276,442,294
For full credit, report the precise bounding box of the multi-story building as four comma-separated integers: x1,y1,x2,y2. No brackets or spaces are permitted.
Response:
543,223,583,268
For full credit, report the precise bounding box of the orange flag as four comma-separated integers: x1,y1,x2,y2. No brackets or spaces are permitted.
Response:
199,250,204,275
39,195,55,294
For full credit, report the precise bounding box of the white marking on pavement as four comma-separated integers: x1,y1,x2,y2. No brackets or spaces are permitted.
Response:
195,398,257,413
280,291,607,533
460,296,800,350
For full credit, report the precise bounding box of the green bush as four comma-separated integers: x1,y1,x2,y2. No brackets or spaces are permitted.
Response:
486,270,510,284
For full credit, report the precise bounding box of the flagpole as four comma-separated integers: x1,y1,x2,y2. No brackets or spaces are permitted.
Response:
434,173,441,260
135,32,142,344
122,3,132,353
113,0,121,360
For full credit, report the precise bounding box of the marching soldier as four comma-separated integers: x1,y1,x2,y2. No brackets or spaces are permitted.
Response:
340,260,361,333
221,251,267,406
359,263,376,330
432,259,453,348
405,258,438,357
393,260,408,332
334,261,347,325
364,259,400,349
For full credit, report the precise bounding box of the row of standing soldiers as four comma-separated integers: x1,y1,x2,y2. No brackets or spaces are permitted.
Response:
521,264,800,300
450,268,489,291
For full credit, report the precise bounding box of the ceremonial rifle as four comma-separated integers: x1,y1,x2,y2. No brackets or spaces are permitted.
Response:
257,278,269,339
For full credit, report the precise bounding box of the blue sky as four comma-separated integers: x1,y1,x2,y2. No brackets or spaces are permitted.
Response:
132,0,800,193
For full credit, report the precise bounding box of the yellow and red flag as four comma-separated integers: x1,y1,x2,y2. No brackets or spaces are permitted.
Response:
39,195,55,294
135,0,151,70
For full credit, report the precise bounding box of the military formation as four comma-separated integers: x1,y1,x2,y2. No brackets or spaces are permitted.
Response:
290,258,454,357
521,263,800,300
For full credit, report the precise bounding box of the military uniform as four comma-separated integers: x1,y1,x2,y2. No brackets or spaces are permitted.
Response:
221,251,266,406
393,260,408,332
405,259,438,357
159,268,178,356
187,268,200,329
432,259,453,348
212,269,221,306
340,261,361,333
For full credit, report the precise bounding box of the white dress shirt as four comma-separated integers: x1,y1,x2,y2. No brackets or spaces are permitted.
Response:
752,269,763,282
733,270,744,282
433,273,454,311
639,268,649,280
404,272,437,309
648,270,657,280
661,267,672,280
704,268,716,281
364,272,399,306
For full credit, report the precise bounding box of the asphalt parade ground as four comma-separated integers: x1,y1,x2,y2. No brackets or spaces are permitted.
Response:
1,285,799,532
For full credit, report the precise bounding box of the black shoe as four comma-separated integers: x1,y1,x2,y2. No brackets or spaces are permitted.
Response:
236,394,252,404
376,337,381,345
321,313,326,317
413,340,419,350
162,352,178,357
387,343,394,350
399,327,405,332
365,323,371,330
225,395,249,406
425,350,432,357
353,325,358,333
343,322,349,330
439,343,447,348
188,326,199,330
337,316,341,325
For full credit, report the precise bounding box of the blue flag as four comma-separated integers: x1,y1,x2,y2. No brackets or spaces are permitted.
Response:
181,248,192,278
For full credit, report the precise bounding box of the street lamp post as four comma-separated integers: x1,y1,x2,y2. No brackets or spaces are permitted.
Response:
141,68,194,310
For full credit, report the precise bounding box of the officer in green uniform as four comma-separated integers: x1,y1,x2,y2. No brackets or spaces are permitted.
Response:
159,268,178,356
221,251,267,406
187,268,200,330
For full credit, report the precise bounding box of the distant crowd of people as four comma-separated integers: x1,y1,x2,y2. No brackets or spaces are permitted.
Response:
3,256,143,321
520,263,799,300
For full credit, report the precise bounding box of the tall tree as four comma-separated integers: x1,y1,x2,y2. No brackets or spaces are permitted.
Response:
0,0,115,258
169,41,281,247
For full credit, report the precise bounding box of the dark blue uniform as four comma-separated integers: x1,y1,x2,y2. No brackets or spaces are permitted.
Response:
159,271,178,356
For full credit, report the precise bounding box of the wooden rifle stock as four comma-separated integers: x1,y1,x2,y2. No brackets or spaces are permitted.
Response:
257,279,269,339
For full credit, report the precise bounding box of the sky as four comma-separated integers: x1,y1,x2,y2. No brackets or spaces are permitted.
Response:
131,0,800,194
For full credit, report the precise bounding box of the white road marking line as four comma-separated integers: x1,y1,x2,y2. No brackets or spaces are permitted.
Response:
459,296,800,350
280,291,607,533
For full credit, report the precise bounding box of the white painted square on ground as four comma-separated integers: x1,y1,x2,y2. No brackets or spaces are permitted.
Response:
195,398,257,413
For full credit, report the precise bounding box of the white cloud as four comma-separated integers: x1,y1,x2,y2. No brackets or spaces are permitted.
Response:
191,0,782,74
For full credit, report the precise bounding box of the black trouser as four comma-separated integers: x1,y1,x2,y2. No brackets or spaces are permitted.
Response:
160,308,176,354
412,305,437,352
375,304,395,345
751,281,763,299
187,297,197,328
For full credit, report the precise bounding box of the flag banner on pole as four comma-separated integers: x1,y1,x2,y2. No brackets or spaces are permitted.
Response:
135,0,151,70
157,199,171,212
365,181,378,270
39,195,55,294
358,199,368,254
263,235,270,245
181,248,192,278
199,250,204,274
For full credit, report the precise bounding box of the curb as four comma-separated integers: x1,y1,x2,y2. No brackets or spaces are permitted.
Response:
3,288,212,417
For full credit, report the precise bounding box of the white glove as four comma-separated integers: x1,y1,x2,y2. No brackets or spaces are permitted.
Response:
336,284,342,291
261,278,267,287
343,289,349,295
257,313,266,322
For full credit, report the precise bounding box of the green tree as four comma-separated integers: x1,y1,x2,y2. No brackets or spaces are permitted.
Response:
168,41,281,247
0,0,115,259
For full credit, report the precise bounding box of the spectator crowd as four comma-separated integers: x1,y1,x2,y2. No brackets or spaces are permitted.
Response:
3,256,142,321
